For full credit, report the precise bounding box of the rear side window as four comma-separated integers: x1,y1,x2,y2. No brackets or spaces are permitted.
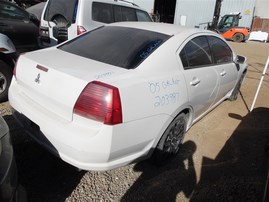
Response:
180,36,212,69
92,2,113,23
92,2,152,23
136,10,152,21
58,26,169,69
44,0,78,23
208,36,233,64
114,5,139,22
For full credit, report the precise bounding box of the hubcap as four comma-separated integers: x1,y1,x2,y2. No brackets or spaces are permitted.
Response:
163,118,185,154
0,72,7,94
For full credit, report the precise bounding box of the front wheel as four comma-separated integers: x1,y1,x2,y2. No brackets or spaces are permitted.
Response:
232,33,244,43
0,61,12,103
152,113,187,165
229,72,246,101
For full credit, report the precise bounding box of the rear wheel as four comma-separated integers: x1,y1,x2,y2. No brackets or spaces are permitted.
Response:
152,113,187,165
232,33,244,43
0,61,12,102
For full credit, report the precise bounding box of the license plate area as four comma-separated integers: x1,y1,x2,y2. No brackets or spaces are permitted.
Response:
14,111,59,156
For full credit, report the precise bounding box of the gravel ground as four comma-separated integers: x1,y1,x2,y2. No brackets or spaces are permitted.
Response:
1,41,269,202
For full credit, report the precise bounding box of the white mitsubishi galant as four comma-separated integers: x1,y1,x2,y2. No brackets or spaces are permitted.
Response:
9,22,247,171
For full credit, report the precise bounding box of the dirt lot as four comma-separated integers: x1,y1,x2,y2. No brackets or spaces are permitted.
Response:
0,41,269,202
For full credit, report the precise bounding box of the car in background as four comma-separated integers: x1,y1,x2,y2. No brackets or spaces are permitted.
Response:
0,0,39,53
9,22,248,171
39,0,152,47
26,1,46,21
0,115,26,202
14,0,46,9
0,33,18,103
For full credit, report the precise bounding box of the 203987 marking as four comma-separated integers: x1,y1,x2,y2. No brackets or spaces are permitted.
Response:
154,92,180,107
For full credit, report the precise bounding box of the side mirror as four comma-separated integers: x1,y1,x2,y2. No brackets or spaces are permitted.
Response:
236,55,246,64
234,55,246,71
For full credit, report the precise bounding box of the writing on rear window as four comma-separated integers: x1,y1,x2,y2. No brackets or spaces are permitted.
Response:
140,40,162,59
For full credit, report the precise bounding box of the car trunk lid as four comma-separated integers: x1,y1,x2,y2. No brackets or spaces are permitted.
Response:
15,48,125,122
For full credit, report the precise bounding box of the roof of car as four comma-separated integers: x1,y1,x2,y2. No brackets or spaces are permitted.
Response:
108,22,213,36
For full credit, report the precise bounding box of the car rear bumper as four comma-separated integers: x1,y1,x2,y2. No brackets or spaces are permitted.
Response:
12,109,157,171
9,82,169,171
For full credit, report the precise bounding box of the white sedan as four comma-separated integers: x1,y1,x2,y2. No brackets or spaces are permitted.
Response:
9,22,247,171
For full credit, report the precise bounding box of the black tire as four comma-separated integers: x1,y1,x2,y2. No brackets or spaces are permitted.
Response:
232,33,244,43
152,113,187,165
229,72,246,101
0,60,12,103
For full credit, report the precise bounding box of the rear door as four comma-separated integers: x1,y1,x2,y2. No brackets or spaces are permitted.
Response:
179,36,219,120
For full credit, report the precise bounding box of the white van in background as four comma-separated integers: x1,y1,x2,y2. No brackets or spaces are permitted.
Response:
39,0,152,47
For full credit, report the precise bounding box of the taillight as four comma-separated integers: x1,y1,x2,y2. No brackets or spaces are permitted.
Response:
13,58,19,80
77,25,87,35
74,81,122,125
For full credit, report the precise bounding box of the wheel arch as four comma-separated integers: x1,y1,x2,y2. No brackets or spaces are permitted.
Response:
150,107,194,164
0,53,16,71
170,105,194,131
180,108,193,131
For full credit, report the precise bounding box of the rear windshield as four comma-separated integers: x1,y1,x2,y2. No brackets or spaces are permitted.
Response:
44,0,78,23
58,26,170,69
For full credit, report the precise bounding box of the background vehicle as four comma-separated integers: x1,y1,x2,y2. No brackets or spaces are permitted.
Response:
13,0,46,9
207,0,250,42
39,0,152,47
0,0,40,52
9,22,247,171
26,1,46,21
0,33,18,103
0,115,26,202
208,13,250,42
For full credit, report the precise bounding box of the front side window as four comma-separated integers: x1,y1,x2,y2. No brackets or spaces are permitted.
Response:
208,36,233,64
219,16,235,28
180,36,212,69
59,26,170,69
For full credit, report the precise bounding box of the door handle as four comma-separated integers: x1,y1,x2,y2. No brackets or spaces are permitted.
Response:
220,70,226,76
190,77,200,86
